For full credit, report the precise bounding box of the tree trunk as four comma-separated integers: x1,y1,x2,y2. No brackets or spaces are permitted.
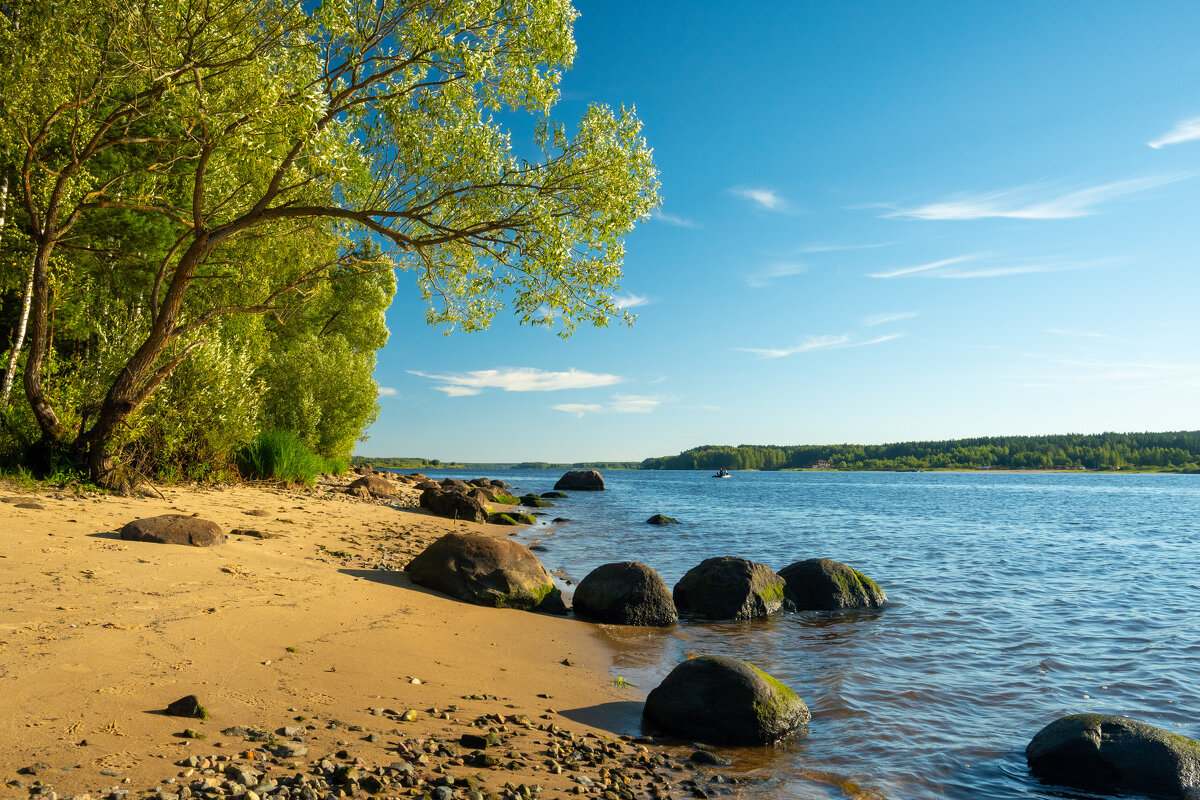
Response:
22,241,70,442
76,235,212,482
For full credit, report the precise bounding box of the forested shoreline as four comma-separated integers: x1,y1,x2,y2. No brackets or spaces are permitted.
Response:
638,431,1200,472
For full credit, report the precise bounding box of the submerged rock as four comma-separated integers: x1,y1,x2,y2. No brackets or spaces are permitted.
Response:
121,515,225,547
673,556,789,620
406,532,566,614
1026,714,1200,799
572,562,678,626
553,470,605,491
541,491,568,499
778,558,887,610
646,514,679,525
643,655,810,745
520,493,553,508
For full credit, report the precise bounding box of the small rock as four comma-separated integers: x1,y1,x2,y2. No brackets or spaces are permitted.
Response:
165,695,208,720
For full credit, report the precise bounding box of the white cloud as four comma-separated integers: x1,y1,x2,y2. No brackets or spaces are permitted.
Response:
552,394,666,418
614,293,651,310
1046,328,1107,339
735,333,902,359
746,262,806,288
377,386,398,397
799,241,898,254
731,186,792,213
870,254,1106,280
869,254,983,279
409,367,623,396
862,311,919,327
552,403,605,418
1148,117,1200,149
652,210,701,229
881,174,1190,220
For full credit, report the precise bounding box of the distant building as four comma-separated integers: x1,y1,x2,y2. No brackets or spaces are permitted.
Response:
810,459,831,469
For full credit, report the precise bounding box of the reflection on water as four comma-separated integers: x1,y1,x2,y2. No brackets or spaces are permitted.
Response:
421,470,1200,800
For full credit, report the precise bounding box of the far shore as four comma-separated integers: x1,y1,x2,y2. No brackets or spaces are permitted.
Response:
0,474,730,799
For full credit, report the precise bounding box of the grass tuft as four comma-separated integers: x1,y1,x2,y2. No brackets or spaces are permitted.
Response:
236,430,342,486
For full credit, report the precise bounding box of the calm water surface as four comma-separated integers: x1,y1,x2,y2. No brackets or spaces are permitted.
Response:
421,470,1200,800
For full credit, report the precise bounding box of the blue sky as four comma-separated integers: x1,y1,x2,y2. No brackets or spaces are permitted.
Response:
362,1,1200,461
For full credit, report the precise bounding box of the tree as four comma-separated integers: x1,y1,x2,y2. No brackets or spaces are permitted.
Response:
0,0,658,482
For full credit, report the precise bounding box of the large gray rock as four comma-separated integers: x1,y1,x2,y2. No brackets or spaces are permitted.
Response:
673,556,789,620
553,470,605,491
643,655,810,745
406,532,566,614
347,474,397,497
572,562,678,626
778,558,887,610
1026,714,1200,798
120,515,225,547
419,488,489,523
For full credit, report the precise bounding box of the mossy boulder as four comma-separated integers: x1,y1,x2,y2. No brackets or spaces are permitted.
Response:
406,532,566,614
540,491,568,499
419,488,489,523
488,512,536,526
572,562,678,626
1026,714,1200,798
347,474,397,497
778,558,887,610
643,655,809,745
673,556,790,620
553,470,605,491
519,494,553,508
120,515,225,547
646,514,679,525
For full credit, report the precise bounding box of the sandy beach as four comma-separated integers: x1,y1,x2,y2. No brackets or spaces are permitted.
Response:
0,476,713,800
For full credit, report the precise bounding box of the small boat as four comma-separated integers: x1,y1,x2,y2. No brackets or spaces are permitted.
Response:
712,468,732,478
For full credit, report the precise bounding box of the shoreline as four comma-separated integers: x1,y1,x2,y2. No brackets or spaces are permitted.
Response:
0,476,736,800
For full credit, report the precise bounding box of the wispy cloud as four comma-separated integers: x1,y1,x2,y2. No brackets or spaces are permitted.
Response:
731,186,793,213
799,241,897,254
552,394,667,418
880,174,1190,220
377,386,398,397
614,293,651,310
870,254,1107,280
869,254,983,279
652,209,702,229
1046,328,1107,339
746,262,806,288
1148,117,1200,149
735,333,902,359
409,367,622,396
863,311,919,327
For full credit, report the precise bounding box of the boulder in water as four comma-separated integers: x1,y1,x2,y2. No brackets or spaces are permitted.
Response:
406,532,566,614
643,655,809,745
646,514,679,525
1026,714,1200,799
553,470,605,491
778,558,887,610
572,562,678,626
673,556,789,620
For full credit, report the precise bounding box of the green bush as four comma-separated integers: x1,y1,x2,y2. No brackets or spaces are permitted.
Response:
237,429,340,485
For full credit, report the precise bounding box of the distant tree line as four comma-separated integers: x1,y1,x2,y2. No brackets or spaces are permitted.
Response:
351,457,641,471
640,432,1200,473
